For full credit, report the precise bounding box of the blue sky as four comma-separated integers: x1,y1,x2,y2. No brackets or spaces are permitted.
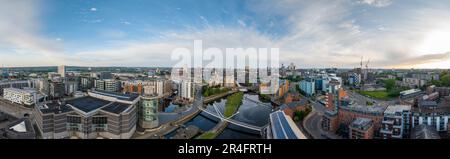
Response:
1,0,450,68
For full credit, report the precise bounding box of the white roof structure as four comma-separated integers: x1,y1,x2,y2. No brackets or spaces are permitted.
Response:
9,121,27,133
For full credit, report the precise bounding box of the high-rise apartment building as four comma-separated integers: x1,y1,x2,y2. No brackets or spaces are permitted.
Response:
58,65,66,78
95,79,121,92
380,105,411,139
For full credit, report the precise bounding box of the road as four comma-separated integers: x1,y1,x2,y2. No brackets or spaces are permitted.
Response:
303,99,341,139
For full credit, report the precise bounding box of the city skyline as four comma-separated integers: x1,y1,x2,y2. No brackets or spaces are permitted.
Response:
1,0,450,69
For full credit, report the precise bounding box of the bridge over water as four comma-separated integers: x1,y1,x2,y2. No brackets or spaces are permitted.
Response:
197,104,265,132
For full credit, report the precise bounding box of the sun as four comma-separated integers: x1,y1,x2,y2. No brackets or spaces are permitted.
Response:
410,29,450,68
416,30,450,56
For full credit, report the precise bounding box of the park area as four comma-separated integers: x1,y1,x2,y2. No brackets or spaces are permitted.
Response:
357,90,391,100
224,92,244,117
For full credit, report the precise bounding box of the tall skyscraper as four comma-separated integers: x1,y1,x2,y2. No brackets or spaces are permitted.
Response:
58,65,66,78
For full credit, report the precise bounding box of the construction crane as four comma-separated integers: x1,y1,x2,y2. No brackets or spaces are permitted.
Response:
365,59,370,71
360,56,363,70
364,59,370,82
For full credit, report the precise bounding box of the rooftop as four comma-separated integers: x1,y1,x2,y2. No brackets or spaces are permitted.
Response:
66,96,111,113
419,100,438,106
4,87,37,94
384,105,411,114
280,99,309,110
340,104,386,115
91,89,139,102
101,102,131,114
269,110,306,139
40,102,73,114
410,125,440,139
400,89,421,96
350,118,373,131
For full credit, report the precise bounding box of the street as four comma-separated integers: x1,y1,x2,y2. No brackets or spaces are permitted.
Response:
303,99,342,139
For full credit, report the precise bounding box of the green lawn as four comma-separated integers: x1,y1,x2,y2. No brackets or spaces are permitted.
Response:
357,90,391,100
224,92,244,118
197,132,217,139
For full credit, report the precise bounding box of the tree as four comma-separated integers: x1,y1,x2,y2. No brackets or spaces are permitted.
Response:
441,75,450,87
293,108,312,122
383,79,396,90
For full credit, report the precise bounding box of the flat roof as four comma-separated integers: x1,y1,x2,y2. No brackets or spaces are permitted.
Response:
400,89,421,95
384,105,411,114
101,102,130,114
350,118,373,130
91,90,139,101
340,104,386,114
4,87,36,93
281,99,308,110
411,125,440,139
66,96,111,113
40,102,73,114
270,110,306,139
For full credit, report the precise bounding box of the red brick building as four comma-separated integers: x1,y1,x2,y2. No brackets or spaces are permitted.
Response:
338,105,385,131
284,92,300,104
322,111,339,133
281,99,309,118
349,118,374,139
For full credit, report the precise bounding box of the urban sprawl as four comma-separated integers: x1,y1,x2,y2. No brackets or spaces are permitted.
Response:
0,63,450,139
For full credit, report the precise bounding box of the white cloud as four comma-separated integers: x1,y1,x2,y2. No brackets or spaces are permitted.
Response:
90,7,97,12
50,0,450,68
2,0,450,69
0,0,64,66
100,29,128,39
357,0,392,7
121,21,131,25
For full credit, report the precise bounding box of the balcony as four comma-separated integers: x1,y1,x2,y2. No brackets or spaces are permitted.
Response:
392,134,402,138
380,129,392,134
382,120,394,124
393,125,402,129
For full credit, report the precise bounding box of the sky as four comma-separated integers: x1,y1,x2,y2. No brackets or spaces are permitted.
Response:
1,0,450,69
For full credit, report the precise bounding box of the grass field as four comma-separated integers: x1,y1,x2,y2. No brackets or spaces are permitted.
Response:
224,92,244,118
356,90,391,100
197,132,217,139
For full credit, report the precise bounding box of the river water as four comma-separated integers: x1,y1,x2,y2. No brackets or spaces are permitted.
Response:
165,93,273,139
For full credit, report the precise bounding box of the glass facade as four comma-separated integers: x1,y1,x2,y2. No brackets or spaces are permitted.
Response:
140,97,159,128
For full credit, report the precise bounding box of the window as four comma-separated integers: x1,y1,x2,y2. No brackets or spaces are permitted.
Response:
67,116,81,123
92,116,107,125
92,116,107,132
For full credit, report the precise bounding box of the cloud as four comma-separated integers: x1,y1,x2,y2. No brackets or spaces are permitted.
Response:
64,27,276,67
2,0,450,69
391,52,450,68
0,0,64,66
357,0,392,7
100,29,128,39
90,7,97,12
53,0,450,68
121,21,131,25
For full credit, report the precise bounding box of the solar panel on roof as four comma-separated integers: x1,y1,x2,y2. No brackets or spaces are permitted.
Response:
277,111,298,139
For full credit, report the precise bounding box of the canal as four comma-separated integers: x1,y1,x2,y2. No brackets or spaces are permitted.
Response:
165,93,273,139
